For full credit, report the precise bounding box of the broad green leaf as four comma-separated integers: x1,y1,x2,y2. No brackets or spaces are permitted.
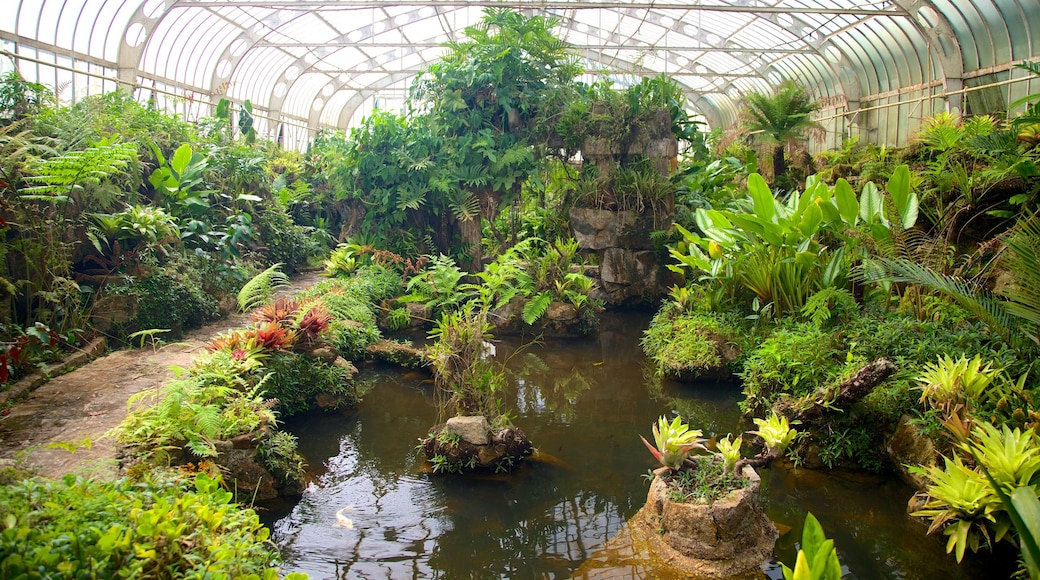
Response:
859,182,883,223
798,201,824,237
171,144,193,176
747,173,775,223
833,178,859,224
822,247,846,288
1010,487,1040,578
887,164,918,228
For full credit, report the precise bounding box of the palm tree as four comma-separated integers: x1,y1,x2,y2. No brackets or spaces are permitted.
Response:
740,81,823,182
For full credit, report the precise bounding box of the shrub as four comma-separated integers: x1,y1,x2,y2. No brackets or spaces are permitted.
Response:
119,267,220,337
641,310,739,380
0,472,287,579
262,351,358,415
740,323,841,414
251,200,309,272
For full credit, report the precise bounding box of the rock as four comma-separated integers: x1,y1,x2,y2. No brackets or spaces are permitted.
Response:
302,345,339,364
332,356,358,377
488,296,526,334
445,415,490,445
570,208,662,251
405,302,431,326
315,392,349,410
887,414,937,491
421,423,533,472
90,294,137,333
634,464,777,578
546,301,578,322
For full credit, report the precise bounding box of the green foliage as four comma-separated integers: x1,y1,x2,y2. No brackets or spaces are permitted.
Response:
22,142,138,206
255,430,308,487
112,354,274,460
0,70,54,124
739,81,822,180
251,199,309,270
0,472,285,579
237,263,290,312
915,354,999,415
262,351,357,415
118,267,220,338
911,419,1040,564
425,304,504,419
671,167,916,318
640,415,706,471
716,435,743,474
740,323,840,414
781,513,843,580
521,292,552,325
663,455,747,505
641,311,734,380
751,412,798,456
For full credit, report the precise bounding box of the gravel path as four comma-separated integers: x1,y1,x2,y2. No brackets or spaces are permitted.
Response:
0,271,324,480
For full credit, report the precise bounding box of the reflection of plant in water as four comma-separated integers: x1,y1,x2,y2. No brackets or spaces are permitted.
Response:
508,350,592,424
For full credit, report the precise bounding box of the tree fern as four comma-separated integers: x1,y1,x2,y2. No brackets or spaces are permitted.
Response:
522,292,553,325
237,263,290,312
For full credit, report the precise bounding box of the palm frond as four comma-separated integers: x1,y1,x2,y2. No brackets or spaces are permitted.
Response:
1001,216,1040,342
237,263,290,312
859,257,1015,343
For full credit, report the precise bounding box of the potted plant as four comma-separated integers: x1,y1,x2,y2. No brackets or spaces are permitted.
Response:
632,414,790,578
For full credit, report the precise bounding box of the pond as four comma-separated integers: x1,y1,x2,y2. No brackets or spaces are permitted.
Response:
264,311,1007,579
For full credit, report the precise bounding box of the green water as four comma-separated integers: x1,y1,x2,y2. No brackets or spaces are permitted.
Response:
267,311,1006,578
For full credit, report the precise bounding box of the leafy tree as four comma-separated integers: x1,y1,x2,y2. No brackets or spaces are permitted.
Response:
739,81,822,183
409,8,582,269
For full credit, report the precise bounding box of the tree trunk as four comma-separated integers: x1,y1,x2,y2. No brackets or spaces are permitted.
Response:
772,146,786,182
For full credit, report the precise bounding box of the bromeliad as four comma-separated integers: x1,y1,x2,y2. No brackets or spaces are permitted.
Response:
641,415,707,471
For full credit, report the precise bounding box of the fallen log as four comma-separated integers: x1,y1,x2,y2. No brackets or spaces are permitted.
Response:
775,357,897,424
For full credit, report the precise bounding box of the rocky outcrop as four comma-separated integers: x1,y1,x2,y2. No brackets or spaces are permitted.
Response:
887,414,937,491
422,416,533,473
630,465,776,578
487,296,588,337
570,207,674,305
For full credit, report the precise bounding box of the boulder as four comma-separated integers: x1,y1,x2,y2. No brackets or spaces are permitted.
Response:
445,415,490,445
887,414,937,491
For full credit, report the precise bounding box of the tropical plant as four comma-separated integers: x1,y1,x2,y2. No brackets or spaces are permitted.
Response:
739,81,823,182
0,472,293,579
671,166,917,318
781,512,843,580
237,263,290,312
911,417,1040,564
915,354,999,415
640,415,707,471
425,304,504,419
717,435,743,474
751,412,798,457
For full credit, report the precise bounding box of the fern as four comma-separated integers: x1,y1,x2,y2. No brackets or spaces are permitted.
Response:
22,142,138,200
237,263,290,312
522,292,553,325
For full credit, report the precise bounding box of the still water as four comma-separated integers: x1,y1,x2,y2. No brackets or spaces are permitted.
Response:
267,311,1004,579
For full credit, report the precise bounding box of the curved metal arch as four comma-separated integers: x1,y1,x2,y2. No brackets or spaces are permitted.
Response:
891,0,965,109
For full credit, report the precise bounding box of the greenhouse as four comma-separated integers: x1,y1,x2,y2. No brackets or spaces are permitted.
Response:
1,0,1039,578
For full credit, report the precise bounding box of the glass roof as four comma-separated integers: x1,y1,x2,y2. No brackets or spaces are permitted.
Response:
3,0,1039,150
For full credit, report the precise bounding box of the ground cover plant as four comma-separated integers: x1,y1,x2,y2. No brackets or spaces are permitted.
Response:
0,470,305,579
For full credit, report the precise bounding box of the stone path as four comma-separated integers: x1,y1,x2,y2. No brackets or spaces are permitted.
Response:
0,271,324,480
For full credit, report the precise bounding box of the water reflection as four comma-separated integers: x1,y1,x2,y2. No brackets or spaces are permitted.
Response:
270,311,1003,579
